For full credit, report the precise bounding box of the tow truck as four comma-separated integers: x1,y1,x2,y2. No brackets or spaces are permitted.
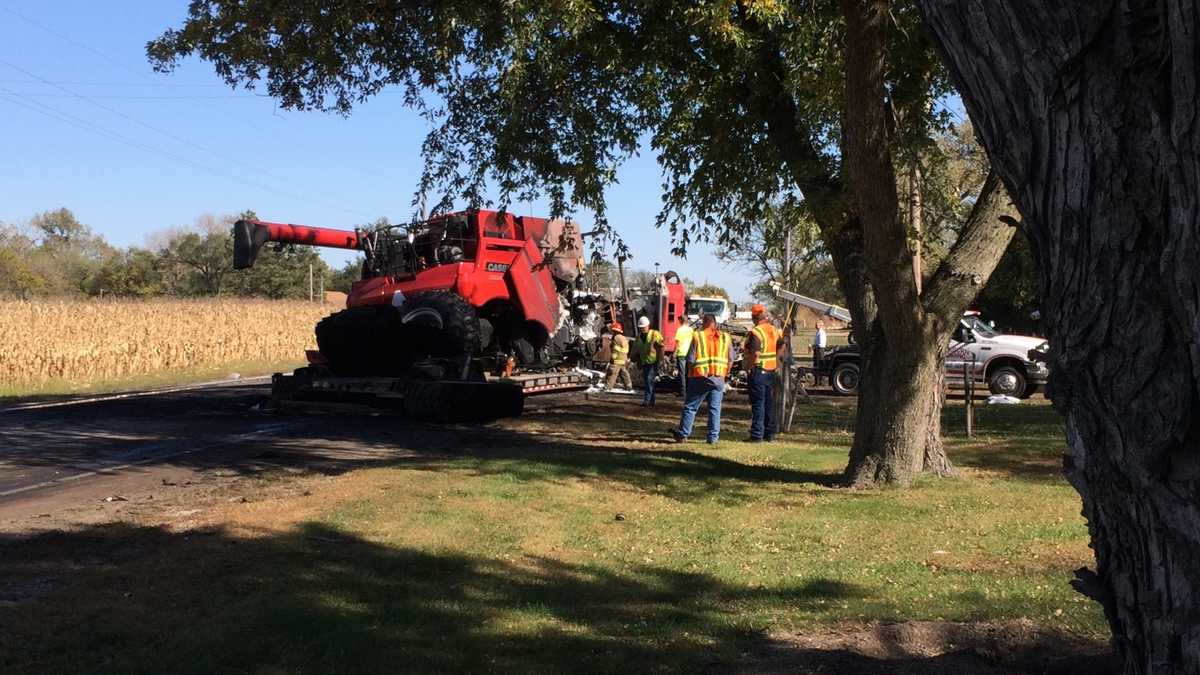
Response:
770,285,1050,398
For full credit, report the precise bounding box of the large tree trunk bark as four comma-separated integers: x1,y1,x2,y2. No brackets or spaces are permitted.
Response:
751,11,1008,487
840,0,934,487
918,2,1200,672
839,0,1017,486
846,321,951,485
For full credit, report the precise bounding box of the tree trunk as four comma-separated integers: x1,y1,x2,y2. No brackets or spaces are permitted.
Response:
838,0,979,486
846,320,951,485
751,10,1008,487
918,1,1200,671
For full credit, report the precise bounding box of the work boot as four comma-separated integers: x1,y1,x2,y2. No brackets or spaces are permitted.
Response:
668,428,685,443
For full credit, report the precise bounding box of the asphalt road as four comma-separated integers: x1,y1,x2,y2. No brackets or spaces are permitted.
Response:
0,382,293,501
0,381,594,525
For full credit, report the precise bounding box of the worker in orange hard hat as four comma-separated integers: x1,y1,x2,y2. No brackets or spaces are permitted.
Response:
603,322,632,391
743,303,784,442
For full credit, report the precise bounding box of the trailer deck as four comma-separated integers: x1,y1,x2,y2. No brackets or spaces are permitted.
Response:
268,369,594,422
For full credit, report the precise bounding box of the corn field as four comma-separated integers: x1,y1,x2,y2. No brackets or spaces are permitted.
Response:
0,299,332,388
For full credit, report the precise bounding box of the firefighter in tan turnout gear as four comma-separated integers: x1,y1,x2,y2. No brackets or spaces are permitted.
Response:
604,323,633,391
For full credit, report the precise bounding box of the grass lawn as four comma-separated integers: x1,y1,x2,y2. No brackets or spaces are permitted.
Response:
0,397,1103,673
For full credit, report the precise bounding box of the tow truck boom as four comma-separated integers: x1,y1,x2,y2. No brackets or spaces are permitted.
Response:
769,282,853,324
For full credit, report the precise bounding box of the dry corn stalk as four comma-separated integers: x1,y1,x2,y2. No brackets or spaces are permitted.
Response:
0,298,332,386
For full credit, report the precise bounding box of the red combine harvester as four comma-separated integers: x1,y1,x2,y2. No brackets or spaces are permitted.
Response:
234,209,615,421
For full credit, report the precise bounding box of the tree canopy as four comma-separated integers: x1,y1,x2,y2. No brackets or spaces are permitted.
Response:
150,0,1018,487
0,208,337,301
149,1,948,255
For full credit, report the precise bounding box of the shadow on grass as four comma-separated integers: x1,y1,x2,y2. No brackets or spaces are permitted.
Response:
0,522,852,674
0,522,1110,675
941,405,1069,484
1,391,845,506
1,386,1072,508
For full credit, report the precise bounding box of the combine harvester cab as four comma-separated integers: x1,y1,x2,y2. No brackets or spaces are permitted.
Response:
233,211,609,422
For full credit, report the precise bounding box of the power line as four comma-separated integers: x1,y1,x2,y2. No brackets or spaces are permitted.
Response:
0,58,272,174
0,58,371,220
0,86,249,176
0,78,229,88
0,87,362,214
2,92,261,100
0,3,394,210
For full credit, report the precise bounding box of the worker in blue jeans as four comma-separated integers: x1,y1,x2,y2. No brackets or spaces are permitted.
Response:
672,315,695,399
634,315,664,407
670,314,734,444
744,304,782,442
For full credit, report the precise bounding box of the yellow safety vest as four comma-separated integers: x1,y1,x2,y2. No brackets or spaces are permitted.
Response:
674,324,695,357
751,323,779,371
636,329,663,365
690,328,732,377
611,334,629,366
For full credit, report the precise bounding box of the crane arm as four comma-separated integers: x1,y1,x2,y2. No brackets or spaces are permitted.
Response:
769,282,854,324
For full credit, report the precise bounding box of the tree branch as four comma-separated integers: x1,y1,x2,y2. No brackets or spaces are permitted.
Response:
920,171,1017,325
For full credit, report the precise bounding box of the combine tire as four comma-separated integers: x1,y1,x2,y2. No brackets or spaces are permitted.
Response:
316,305,407,376
399,291,482,361
404,381,524,423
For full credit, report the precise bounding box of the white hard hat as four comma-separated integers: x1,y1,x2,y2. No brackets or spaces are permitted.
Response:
637,316,651,328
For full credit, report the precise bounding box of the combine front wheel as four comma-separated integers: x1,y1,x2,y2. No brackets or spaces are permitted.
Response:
315,305,406,376
398,291,482,361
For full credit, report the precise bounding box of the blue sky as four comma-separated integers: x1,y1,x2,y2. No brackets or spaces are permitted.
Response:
0,1,761,300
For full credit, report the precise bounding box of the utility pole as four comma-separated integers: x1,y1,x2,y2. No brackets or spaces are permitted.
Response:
616,255,630,304
780,227,793,431
308,263,314,302
616,254,632,330
910,162,924,295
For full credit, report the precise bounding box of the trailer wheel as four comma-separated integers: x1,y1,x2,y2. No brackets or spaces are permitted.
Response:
399,291,482,363
404,381,524,422
831,362,861,396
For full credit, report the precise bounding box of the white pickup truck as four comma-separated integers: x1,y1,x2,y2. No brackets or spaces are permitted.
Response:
825,312,1050,398
686,296,733,325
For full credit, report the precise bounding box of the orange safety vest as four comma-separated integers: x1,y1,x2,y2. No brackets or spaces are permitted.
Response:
750,322,779,371
690,328,732,378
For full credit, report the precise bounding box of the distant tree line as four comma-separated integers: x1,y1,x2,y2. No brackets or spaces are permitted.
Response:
0,208,363,300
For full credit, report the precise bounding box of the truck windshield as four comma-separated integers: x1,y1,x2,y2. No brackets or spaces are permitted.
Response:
963,316,999,338
687,299,727,316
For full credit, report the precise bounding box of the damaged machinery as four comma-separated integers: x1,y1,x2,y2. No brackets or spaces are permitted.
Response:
234,210,617,421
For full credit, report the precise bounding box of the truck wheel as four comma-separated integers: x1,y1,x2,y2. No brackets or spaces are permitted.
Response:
988,365,1027,397
399,291,482,364
831,362,861,396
